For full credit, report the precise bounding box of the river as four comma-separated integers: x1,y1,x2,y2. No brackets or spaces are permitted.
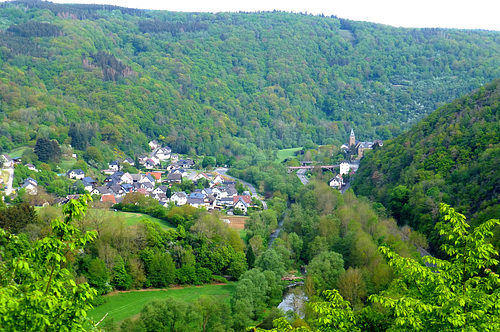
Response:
278,283,308,318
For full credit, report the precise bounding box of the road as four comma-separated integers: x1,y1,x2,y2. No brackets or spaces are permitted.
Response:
296,169,309,185
214,168,267,210
4,167,14,195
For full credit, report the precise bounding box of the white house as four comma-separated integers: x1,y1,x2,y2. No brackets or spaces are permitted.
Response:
339,162,350,176
170,192,187,206
1,155,14,168
154,147,171,161
234,197,249,214
329,175,343,189
67,169,85,180
108,160,121,171
149,140,160,150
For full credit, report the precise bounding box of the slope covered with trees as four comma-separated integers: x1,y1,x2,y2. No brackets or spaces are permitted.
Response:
353,79,500,250
0,1,499,157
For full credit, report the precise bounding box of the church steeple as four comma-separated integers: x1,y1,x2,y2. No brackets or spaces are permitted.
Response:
349,128,356,146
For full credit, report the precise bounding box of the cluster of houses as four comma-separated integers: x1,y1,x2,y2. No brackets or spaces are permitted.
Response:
66,158,254,213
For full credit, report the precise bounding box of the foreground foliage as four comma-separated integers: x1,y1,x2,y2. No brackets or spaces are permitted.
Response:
254,204,500,331
0,195,98,331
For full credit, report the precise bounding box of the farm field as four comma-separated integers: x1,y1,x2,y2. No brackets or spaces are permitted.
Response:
88,283,237,323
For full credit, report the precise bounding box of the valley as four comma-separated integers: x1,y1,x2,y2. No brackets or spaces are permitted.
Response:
0,1,499,331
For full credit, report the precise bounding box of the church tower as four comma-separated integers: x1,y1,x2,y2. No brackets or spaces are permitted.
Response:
349,128,356,146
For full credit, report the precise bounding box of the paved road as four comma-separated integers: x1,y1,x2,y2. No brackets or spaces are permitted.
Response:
296,169,309,185
214,168,267,210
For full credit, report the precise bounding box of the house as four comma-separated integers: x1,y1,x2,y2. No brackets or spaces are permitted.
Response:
1,154,14,168
141,174,156,186
25,163,37,172
121,172,134,184
177,159,195,168
210,174,224,187
67,169,85,180
146,171,162,183
170,192,187,206
81,177,96,192
166,172,182,184
233,195,252,205
121,183,134,193
191,172,211,184
123,157,134,165
171,168,187,177
21,177,38,194
218,197,234,207
144,159,156,169
186,197,204,208
152,185,169,195
153,146,171,161
91,186,112,196
108,160,121,171
234,197,249,214
329,175,343,189
101,195,116,205
339,162,350,176
149,140,160,150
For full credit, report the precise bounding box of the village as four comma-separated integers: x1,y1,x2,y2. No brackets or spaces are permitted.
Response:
0,129,381,214
0,140,258,215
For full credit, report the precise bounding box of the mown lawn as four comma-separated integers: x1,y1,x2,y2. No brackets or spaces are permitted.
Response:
88,283,236,323
276,147,302,163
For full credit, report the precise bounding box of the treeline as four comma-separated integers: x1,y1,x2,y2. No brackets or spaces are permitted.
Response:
0,2,499,157
352,79,500,254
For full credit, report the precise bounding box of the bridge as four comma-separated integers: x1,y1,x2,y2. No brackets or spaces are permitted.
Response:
287,165,340,173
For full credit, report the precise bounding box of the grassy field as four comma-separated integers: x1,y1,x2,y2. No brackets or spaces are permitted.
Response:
7,146,30,159
95,209,174,229
88,283,236,323
276,147,302,163
59,157,76,171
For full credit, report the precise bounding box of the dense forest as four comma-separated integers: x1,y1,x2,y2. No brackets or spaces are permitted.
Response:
352,79,500,252
0,1,499,158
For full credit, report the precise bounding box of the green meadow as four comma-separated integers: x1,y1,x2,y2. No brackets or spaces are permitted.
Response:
89,283,236,323
276,147,302,163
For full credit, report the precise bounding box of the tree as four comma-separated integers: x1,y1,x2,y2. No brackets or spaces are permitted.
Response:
193,295,233,332
34,137,62,163
306,251,345,292
371,203,500,331
84,146,104,164
138,298,200,332
202,156,216,169
0,195,98,331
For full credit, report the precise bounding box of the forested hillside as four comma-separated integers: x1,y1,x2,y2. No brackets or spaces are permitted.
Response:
352,79,500,249
0,1,499,157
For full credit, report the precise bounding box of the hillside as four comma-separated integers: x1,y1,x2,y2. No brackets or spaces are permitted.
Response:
352,79,500,247
0,1,499,157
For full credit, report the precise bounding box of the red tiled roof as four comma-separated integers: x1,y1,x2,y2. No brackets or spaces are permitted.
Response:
233,195,252,204
101,195,116,204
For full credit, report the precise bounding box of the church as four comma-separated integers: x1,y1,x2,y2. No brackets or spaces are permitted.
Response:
341,128,383,158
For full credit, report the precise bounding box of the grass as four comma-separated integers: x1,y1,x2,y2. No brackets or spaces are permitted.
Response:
7,146,30,159
59,157,76,171
88,283,237,323
276,147,302,163
103,210,174,229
